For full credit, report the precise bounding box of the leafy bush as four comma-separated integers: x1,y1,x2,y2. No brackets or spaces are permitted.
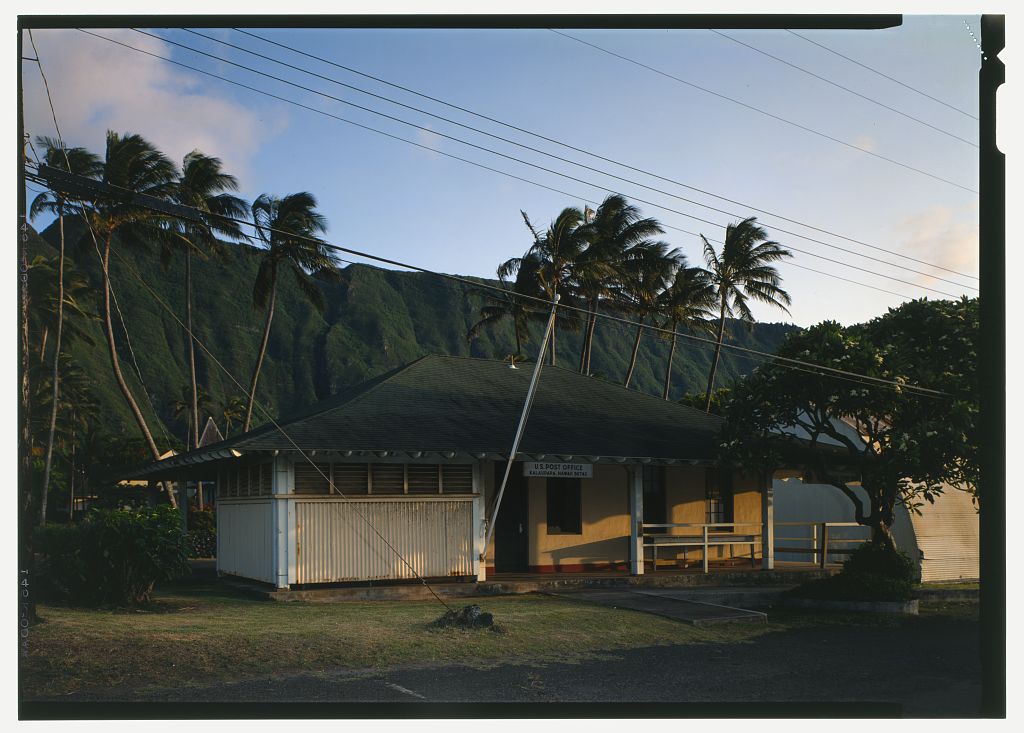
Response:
35,505,190,606
842,541,915,582
787,542,916,602
186,508,216,558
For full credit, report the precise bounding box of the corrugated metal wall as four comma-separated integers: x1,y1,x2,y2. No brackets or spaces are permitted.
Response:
218,500,276,584
911,487,980,583
295,499,473,584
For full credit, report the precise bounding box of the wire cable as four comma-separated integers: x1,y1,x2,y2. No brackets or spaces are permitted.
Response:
165,28,976,292
785,29,978,121
708,29,977,148
27,163,949,398
548,29,978,195
76,30,972,299
231,27,977,282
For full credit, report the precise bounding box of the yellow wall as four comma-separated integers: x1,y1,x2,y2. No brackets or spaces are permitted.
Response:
483,461,765,572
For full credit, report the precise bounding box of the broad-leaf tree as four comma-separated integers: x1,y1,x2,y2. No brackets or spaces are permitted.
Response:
244,192,340,432
719,299,978,549
701,217,792,412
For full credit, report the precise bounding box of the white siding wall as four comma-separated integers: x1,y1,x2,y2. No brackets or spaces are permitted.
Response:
217,500,276,584
294,498,474,584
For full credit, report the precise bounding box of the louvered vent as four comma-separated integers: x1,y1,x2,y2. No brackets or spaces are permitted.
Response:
371,464,405,494
294,462,331,494
442,464,473,493
333,463,369,495
237,466,251,496
408,464,441,494
260,463,273,495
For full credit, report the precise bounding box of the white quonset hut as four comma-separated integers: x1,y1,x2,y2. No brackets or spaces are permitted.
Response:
125,355,780,589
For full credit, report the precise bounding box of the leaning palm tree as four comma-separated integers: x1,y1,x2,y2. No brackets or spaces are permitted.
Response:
499,207,586,366
701,217,792,412
166,151,247,450
467,253,547,358
617,241,683,388
244,192,340,432
29,137,101,524
574,194,664,375
656,265,716,400
77,131,179,504
219,394,246,438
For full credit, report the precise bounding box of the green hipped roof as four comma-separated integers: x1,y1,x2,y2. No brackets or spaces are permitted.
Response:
126,355,726,478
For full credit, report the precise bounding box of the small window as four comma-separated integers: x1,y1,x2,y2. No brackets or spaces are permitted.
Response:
546,478,582,534
705,469,733,526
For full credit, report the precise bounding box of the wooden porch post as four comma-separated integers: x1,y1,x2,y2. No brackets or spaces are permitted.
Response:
761,474,775,570
629,466,644,575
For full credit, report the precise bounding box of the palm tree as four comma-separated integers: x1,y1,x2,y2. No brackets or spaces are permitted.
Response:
219,394,246,437
173,384,214,449
499,207,586,366
29,137,101,525
618,241,683,388
166,151,247,450
656,266,716,400
26,255,96,363
701,217,792,412
467,253,547,357
574,195,664,375
78,131,179,504
244,192,340,432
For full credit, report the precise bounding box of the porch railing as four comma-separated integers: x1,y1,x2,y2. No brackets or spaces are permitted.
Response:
640,522,762,574
774,521,870,568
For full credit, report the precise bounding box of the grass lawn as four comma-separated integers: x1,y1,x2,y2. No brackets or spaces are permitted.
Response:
20,577,978,699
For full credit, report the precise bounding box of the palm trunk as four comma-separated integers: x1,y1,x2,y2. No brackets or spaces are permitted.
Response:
582,298,600,375
662,324,678,400
244,268,278,433
98,232,173,505
624,317,644,388
703,301,728,412
39,208,65,525
185,249,199,450
38,326,48,364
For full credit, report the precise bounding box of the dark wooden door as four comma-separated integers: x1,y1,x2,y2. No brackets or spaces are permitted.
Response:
493,462,529,572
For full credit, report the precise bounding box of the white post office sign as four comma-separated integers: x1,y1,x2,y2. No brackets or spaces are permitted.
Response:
523,462,593,479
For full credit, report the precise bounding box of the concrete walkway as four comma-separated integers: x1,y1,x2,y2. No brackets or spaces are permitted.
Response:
543,587,768,626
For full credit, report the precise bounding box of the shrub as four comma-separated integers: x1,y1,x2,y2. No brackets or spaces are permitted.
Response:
787,541,916,603
35,505,190,606
186,508,216,558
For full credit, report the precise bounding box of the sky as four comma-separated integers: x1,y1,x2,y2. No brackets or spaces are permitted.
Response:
20,16,983,327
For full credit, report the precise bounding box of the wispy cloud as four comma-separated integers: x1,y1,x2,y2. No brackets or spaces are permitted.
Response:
22,28,287,188
893,204,979,287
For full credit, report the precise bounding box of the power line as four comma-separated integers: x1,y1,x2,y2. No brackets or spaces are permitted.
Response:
785,29,979,121
77,30,970,299
548,29,979,195
169,27,977,292
105,243,454,612
231,27,977,282
20,53,453,607
708,29,977,148
27,163,949,398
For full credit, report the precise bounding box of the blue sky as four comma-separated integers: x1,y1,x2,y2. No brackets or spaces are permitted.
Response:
22,17,982,327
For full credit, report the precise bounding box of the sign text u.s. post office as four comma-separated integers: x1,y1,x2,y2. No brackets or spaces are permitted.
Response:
523,462,594,479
